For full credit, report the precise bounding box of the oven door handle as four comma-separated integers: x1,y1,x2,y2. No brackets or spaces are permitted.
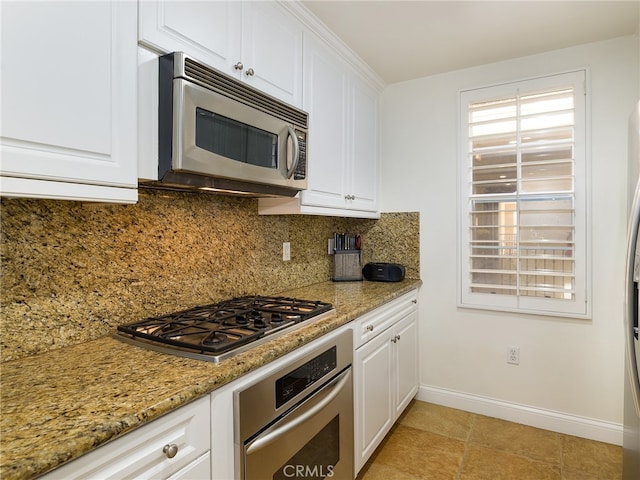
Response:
246,368,351,455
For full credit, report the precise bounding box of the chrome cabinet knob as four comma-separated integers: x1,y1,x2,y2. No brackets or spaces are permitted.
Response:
391,336,398,343
366,325,374,332
245,68,255,77
234,62,244,70
345,194,355,200
163,443,179,459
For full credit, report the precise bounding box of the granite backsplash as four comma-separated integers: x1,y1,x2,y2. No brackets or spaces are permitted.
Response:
1,190,419,362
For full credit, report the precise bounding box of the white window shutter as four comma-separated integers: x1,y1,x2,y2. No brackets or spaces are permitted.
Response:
459,70,589,318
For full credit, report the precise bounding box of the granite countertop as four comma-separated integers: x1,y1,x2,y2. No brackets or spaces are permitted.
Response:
0,279,421,480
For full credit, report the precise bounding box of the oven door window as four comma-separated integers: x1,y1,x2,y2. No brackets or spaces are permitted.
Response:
274,416,339,480
195,107,277,168
245,413,344,480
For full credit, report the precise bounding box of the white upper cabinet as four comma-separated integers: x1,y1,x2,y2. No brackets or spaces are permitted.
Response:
348,73,379,213
0,0,138,203
295,33,349,210
301,33,378,214
258,30,380,218
139,1,241,72
239,2,302,105
138,0,302,107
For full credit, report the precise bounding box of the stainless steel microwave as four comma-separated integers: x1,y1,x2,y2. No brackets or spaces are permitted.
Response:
145,52,309,197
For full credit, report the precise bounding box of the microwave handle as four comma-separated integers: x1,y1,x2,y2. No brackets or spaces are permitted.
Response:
285,126,300,179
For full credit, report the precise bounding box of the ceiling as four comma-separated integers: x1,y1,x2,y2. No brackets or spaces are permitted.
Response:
301,1,640,84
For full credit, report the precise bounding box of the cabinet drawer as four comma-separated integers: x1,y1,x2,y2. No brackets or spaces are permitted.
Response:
354,290,418,348
166,452,211,480
41,396,210,480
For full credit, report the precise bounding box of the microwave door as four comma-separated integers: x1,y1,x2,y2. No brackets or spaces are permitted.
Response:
175,80,292,187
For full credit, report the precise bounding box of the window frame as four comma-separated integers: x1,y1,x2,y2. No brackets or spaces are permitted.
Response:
457,70,591,319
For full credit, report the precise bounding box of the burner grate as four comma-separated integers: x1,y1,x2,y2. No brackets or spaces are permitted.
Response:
115,295,334,360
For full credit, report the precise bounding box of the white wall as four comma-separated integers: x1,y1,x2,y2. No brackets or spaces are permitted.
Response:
380,35,639,443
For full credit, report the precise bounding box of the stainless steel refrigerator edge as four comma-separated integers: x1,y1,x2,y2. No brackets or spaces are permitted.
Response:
624,100,640,480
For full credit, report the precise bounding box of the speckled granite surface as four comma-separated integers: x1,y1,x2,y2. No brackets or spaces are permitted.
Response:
1,191,419,361
0,279,421,480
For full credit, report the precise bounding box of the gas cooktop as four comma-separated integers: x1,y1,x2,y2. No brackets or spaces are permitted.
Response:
113,296,335,363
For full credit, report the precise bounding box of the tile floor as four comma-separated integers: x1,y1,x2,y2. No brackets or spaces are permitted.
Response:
356,400,623,480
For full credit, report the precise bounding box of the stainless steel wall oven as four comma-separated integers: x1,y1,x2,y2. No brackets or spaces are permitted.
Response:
235,329,354,479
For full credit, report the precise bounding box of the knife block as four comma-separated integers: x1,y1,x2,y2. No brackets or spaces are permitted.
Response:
332,250,363,281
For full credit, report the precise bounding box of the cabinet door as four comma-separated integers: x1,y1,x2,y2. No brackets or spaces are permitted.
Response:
301,33,348,209
348,75,379,213
241,2,302,106
394,311,419,417
139,1,301,107
0,0,137,203
354,329,394,473
138,0,242,74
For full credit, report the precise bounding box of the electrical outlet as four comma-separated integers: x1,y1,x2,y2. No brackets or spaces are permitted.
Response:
328,238,335,255
282,242,291,261
507,346,520,365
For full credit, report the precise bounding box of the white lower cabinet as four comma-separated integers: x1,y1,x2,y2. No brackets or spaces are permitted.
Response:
353,290,419,474
40,396,210,480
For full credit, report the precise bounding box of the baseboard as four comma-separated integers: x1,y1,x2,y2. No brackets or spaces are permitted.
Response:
417,384,623,446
